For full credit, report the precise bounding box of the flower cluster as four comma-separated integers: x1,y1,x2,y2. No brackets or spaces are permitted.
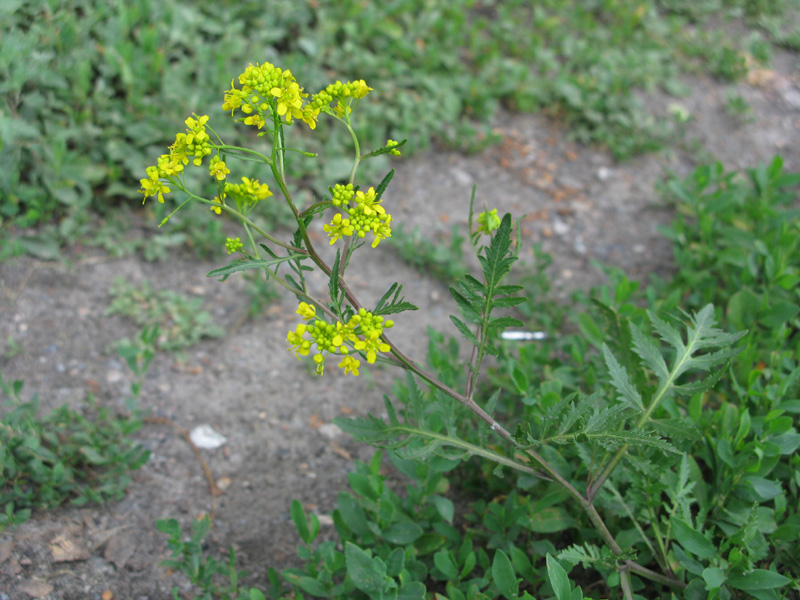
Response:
210,177,272,216
287,303,393,375
140,114,215,204
477,208,501,235
222,62,319,129
225,237,244,254
323,184,393,248
385,139,402,156
309,80,372,119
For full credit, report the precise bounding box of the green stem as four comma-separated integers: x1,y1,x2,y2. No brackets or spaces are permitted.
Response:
179,189,303,254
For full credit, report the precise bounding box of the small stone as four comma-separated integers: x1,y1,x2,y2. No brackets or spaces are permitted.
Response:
597,167,612,181
216,477,232,492
317,423,342,440
189,425,227,449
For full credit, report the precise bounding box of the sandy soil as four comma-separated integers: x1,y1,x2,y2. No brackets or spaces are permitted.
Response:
1,48,799,599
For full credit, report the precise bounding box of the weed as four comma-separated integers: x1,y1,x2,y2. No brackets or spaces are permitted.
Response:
105,278,224,353
0,327,156,531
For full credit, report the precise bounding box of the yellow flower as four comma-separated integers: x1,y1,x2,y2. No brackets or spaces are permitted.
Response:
338,356,360,376
296,302,316,320
209,156,230,181
477,209,501,235
139,167,170,204
323,213,355,244
287,324,312,359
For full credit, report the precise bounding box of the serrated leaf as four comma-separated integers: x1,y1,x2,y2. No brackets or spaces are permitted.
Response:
374,169,394,202
206,255,302,280
487,316,524,330
449,287,482,323
491,296,527,309
603,345,644,412
480,213,516,287
450,316,479,346
631,323,669,381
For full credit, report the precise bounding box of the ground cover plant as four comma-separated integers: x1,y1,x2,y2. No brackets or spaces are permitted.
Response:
2,0,798,259
135,58,799,600
0,328,155,531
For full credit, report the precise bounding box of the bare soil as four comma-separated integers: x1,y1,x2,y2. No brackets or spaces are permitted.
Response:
1,50,799,599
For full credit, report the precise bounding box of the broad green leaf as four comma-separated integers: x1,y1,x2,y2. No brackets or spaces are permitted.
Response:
741,476,782,500
727,288,759,330
727,569,790,591
671,517,717,559
345,542,385,594
702,566,726,590
759,300,800,328
383,522,423,545
397,582,426,600
431,496,454,523
492,549,518,600
434,550,459,580
290,499,310,544
526,507,574,533
546,554,571,600
770,433,800,455
283,572,329,597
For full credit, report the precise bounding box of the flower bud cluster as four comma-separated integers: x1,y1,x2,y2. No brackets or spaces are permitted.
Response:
309,80,372,119
222,62,320,130
323,185,393,248
286,303,393,376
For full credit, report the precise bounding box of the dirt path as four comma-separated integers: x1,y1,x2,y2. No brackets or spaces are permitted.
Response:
1,50,799,599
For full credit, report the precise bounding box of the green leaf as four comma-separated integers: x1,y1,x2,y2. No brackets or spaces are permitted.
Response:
283,572,329,597
671,517,717,559
329,248,341,306
546,554,572,600
741,476,782,500
602,344,644,412
630,323,669,381
345,542,385,594
397,582,426,600
374,169,395,202
492,549,518,600
759,300,799,328
450,316,479,346
206,255,302,280
526,507,574,533
702,566,726,590
727,288,759,330
383,522,423,545
290,499,311,544
434,550,459,580
431,496,454,523
727,569,791,591
480,213,516,289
